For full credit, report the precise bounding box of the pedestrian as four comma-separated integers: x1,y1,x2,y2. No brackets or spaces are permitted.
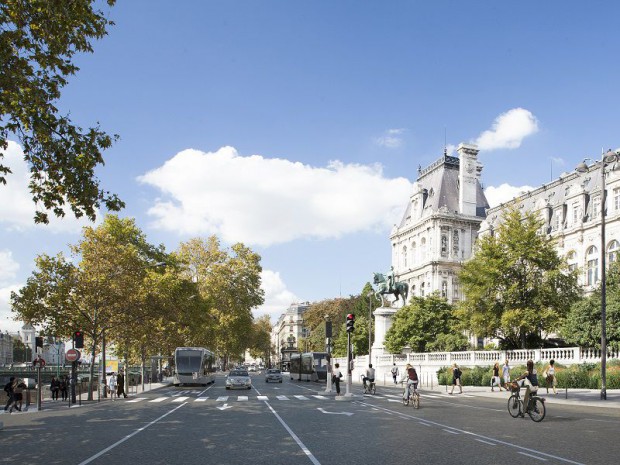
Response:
449,363,462,394
50,376,60,401
391,363,399,384
332,363,342,395
543,359,557,394
107,372,117,401
13,379,26,412
60,375,69,401
502,359,511,390
117,370,127,398
491,362,503,391
3,376,15,412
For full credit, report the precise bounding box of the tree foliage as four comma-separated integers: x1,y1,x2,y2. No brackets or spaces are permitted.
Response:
0,0,123,223
561,261,620,349
458,207,581,349
384,293,467,354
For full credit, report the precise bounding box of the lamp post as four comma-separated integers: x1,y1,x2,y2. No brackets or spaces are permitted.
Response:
575,149,620,400
324,314,332,394
367,291,374,364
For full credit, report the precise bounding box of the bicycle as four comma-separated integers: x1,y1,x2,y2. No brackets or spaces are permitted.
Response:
361,376,376,395
401,381,420,409
507,382,546,422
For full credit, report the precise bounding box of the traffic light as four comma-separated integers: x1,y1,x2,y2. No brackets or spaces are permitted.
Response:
74,331,84,349
35,336,43,349
346,313,355,333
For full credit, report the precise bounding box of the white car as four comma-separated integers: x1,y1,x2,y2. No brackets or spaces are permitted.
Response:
226,369,252,390
265,369,283,383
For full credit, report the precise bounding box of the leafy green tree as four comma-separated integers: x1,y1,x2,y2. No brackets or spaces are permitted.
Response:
384,293,467,354
0,0,123,223
248,315,272,362
458,207,581,349
561,261,620,349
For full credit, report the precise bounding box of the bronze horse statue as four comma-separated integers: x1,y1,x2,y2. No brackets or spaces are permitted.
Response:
373,272,409,307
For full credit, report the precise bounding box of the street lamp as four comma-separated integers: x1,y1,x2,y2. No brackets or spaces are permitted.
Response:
575,149,620,400
367,291,374,364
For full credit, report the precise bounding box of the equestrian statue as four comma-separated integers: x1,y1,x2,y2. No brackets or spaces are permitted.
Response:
373,267,409,307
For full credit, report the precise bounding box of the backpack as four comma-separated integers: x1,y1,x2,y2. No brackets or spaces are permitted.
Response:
455,368,462,378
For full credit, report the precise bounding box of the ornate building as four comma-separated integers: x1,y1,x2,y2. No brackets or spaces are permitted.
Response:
390,143,489,303
271,302,310,370
479,154,620,291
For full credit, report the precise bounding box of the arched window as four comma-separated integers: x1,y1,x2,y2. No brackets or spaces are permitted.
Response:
441,281,448,298
441,234,448,257
608,240,620,264
411,241,417,264
402,245,408,268
421,238,426,261
420,281,425,297
586,246,599,286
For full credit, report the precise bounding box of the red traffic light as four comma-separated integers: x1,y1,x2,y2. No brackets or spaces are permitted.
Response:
346,313,355,321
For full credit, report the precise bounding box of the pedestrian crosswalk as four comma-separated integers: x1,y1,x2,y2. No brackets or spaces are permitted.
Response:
123,390,474,405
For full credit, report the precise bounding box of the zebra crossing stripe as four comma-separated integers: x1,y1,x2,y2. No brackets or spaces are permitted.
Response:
294,395,308,400
172,396,189,403
313,395,327,400
237,396,248,401
150,397,168,403
257,396,268,401
216,396,228,402
276,395,289,400
126,398,146,403
195,398,207,402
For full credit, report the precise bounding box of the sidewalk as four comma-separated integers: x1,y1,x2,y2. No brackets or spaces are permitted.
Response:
426,384,620,409
4,378,173,414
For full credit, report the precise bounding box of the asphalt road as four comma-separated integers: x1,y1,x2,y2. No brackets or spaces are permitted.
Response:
1,373,619,465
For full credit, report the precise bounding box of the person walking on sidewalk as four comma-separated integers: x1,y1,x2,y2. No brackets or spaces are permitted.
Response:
491,362,503,391
391,363,399,384
3,377,15,412
13,379,26,411
107,372,117,401
449,363,462,394
332,363,342,395
50,376,60,401
544,359,557,394
60,375,69,401
502,359,511,390
117,370,127,398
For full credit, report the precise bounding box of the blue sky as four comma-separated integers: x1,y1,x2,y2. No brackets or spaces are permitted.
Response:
2,1,620,332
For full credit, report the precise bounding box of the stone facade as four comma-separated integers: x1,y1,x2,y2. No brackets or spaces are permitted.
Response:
389,143,489,304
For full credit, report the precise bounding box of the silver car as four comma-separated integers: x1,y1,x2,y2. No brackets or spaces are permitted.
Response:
226,370,252,390
265,369,282,383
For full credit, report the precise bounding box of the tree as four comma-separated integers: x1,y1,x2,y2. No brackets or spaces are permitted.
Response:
248,315,272,362
561,261,620,349
0,0,124,223
175,237,264,368
458,207,581,349
384,293,467,354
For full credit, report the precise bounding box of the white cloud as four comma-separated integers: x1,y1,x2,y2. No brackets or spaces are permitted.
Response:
138,146,413,247
474,108,539,151
0,250,22,333
253,269,299,322
374,128,406,148
484,183,536,208
0,140,98,233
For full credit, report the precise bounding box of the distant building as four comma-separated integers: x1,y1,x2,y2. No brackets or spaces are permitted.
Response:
0,332,14,365
390,144,489,304
271,302,310,370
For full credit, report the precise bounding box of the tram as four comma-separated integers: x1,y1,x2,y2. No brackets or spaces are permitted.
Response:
289,352,329,382
173,347,216,386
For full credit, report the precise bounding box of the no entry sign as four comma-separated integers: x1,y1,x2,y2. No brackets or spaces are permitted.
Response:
66,348,81,362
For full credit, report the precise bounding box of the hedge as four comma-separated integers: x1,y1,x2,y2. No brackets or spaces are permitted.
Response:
437,360,620,389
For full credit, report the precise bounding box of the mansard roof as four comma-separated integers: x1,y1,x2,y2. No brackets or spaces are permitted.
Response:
397,154,489,228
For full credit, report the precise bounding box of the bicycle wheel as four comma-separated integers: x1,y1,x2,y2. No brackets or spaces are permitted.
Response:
412,392,420,409
507,395,522,418
370,384,376,395
528,397,546,422
402,391,409,406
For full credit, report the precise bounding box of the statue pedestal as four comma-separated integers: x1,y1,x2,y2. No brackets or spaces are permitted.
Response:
372,306,398,355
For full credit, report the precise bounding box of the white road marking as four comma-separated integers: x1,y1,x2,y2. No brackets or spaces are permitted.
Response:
195,398,207,402
216,396,228,402
317,408,353,416
237,396,248,401
126,398,146,403
172,396,189,403
257,396,269,400
294,395,309,400
475,439,497,446
518,452,548,461
78,402,186,465
149,397,168,403
217,403,233,411
443,429,459,434
313,395,327,400
276,395,289,400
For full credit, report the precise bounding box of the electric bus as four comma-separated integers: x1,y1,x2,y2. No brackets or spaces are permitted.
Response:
289,352,329,382
173,347,216,386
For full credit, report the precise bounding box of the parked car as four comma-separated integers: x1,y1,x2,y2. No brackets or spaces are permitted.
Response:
226,370,252,390
265,369,282,383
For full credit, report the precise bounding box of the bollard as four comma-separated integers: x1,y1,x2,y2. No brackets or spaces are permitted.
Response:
565,387,567,399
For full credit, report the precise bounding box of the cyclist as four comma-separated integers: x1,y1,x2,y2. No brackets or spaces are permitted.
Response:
362,364,375,390
401,363,418,400
514,359,539,413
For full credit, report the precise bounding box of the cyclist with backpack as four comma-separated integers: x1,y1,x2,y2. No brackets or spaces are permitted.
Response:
401,364,418,401
362,364,375,391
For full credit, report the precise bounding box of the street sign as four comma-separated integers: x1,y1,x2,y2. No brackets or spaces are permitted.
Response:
66,348,81,362
33,357,46,367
